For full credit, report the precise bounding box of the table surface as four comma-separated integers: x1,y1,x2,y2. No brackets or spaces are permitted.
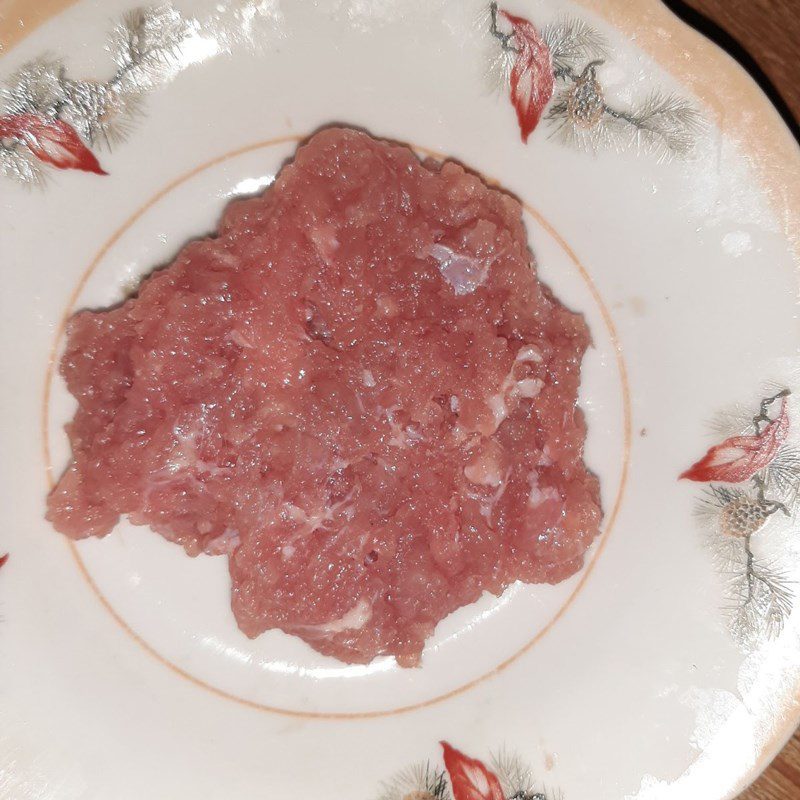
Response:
671,3,800,798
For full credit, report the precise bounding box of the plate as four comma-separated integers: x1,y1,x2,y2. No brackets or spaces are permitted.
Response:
1,1,798,798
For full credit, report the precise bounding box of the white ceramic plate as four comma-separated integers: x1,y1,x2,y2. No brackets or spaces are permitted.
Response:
1,1,799,798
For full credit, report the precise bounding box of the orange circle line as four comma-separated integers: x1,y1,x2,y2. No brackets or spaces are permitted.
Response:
42,136,632,720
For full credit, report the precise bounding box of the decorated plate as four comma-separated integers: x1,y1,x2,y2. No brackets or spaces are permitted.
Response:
1,1,798,798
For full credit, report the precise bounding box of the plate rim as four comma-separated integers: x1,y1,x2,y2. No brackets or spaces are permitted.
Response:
2,0,799,796
567,2,800,795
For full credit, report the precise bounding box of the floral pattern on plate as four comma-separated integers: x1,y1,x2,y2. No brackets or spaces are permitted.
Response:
1,1,706,188
0,5,192,184
486,2,704,157
378,742,560,800
682,388,800,646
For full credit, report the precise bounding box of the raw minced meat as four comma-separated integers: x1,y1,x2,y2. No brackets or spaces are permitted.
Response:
47,127,601,666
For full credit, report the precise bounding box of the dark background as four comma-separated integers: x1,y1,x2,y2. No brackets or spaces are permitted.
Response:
664,1,800,798
667,0,800,139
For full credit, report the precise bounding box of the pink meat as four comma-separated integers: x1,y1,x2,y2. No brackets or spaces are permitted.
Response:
47,128,601,666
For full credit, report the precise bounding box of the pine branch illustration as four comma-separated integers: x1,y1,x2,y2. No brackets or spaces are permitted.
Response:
543,17,607,77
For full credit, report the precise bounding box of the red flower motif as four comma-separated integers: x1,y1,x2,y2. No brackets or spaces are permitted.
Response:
500,8,555,143
0,113,107,175
681,397,789,483
441,741,505,800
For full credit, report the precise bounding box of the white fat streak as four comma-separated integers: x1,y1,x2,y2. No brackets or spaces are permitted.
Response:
362,369,376,387
213,250,239,268
385,405,406,448
385,405,423,448
428,243,488,295
204,527,240,555
485,347,545,432
516,345,543,364
281,544,296,559
538,445,554,467
160,411,230,479
527,470,560,507
516,378,543,398
465,458,503,487
227,329,254,349
487,392,510,430
308,223,339,265
316,597,373,633
164,417,205,474
479,467,512,523
281,484,358,539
